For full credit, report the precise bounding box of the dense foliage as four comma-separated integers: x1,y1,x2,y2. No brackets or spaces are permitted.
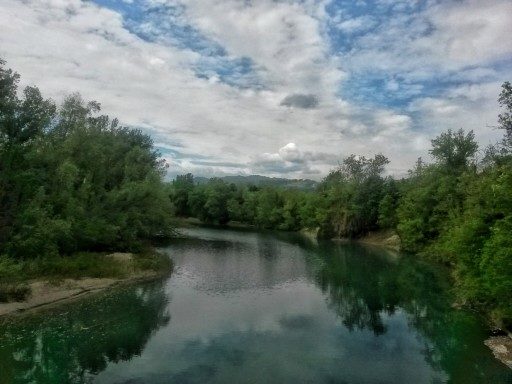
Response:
170,153,396,240
172,173,327,231
0,60,173,259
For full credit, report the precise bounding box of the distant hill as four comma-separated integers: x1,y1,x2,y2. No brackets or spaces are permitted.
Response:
193,175,318,190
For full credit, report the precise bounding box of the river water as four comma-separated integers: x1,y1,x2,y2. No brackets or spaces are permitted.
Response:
1,227,511,383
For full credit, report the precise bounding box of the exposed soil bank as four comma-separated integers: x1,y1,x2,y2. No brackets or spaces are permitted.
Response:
356,230,401,251
0,273,162,317
485,336,512,369
0,252,172,318
331,230,401,252
299,227,320,241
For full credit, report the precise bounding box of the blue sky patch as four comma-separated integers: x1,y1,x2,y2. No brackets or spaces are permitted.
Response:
92,0,263,89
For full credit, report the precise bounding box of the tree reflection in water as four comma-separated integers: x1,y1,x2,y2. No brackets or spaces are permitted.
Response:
0,280,169,384
305,241,509,383
1,231,511,384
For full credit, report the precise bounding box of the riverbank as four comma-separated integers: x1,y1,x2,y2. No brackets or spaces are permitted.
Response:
180,217,402,251
0,251,172,317
174,216,255,230
485,336,512,369
355,230,401,251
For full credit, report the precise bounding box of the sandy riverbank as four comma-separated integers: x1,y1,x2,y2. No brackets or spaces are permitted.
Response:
0,272,164,318
356,230,401,251
485,336,512,369
0,252,171,318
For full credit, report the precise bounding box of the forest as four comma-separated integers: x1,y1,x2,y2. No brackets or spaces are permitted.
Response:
1,58,511,329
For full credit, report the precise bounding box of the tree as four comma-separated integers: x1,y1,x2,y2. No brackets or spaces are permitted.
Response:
397,129,478,254
255,188,284,229
320,154,389,238
378,178,400,229
0,59,174,258
0,61,57,247
429,129,478,172
498,81,512,149
171,174,195,216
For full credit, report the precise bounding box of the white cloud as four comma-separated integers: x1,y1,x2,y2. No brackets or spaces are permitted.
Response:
423,0,512,66
343,0,512,74
164,0,344,96
0,0,510,180
279,143,303,163
409,81,504,147
249,142,342,177
336,15,376,34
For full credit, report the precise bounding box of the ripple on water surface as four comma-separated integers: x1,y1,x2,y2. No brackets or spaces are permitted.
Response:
1,227,511,383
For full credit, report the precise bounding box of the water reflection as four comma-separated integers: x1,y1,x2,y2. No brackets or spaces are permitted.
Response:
1,228,511,383
306,241,510,383
309,243,438,334
0,280,169,384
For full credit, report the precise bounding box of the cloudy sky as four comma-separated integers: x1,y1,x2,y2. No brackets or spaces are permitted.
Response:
1,0,511,179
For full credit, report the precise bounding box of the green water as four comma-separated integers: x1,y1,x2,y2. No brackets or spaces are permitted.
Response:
1,227,511,383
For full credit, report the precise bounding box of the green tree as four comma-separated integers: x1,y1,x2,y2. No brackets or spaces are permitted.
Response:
498,81,512,149
397,129,478,254
320,154,389,238
0,59,173,258
430,129,478,172
170,173,195,216
255,188,284,229
378,178,400,229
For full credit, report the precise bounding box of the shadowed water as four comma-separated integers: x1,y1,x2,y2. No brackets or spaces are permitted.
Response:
1,227,511,383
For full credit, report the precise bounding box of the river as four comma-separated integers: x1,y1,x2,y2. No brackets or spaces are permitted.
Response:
1,227,511,383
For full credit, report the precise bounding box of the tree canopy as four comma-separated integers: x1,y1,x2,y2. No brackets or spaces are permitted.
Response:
0,60,173,259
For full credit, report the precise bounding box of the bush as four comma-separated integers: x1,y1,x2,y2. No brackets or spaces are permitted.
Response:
133,251,173,273
479,217,512,328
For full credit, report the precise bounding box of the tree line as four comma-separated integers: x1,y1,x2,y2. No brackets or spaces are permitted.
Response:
170,82,512,328
0,59,174,260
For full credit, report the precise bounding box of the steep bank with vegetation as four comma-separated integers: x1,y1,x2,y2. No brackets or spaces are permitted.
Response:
0,59,174,305
168,82,512,330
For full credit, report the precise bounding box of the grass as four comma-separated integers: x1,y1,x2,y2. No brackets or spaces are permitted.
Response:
133,250,173,273
0,249,173,303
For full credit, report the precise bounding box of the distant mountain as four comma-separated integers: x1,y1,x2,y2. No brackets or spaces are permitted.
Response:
193,175,318,190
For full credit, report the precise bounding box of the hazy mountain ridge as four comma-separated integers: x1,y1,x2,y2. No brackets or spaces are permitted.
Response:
194,175,318,190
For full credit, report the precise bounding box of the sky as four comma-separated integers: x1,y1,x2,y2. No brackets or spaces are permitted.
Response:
1,0,511,180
